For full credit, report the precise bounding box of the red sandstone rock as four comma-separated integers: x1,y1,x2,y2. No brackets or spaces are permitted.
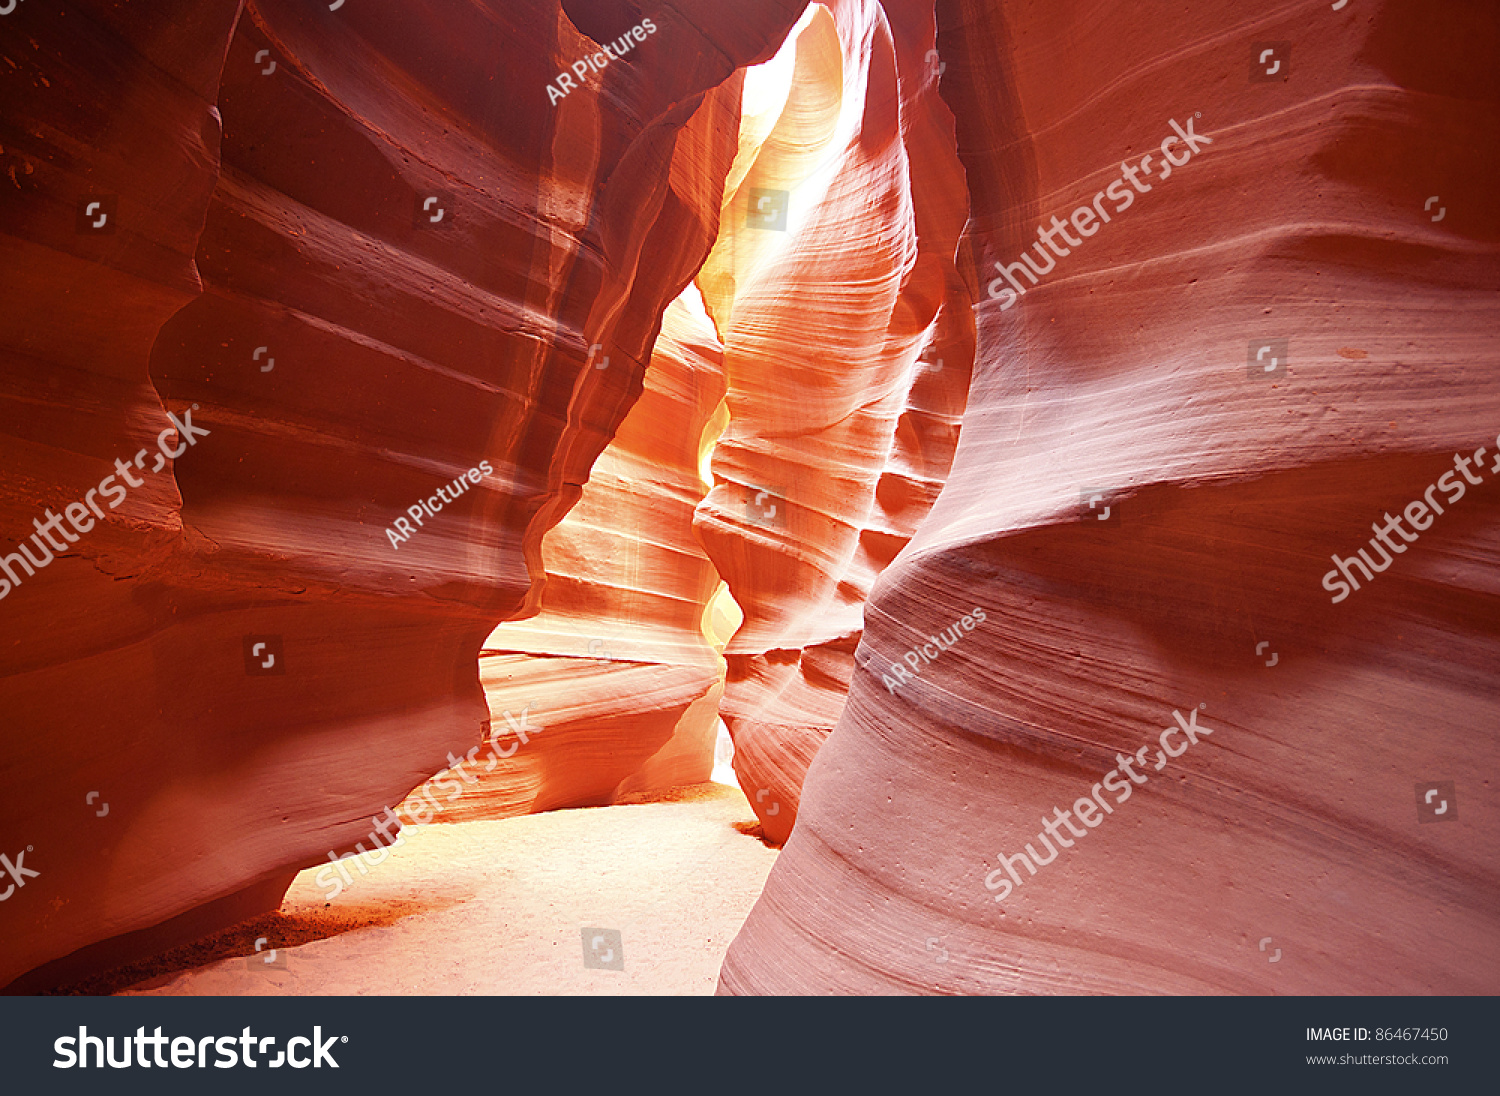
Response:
413,288,734,822
693,0,971,844
0,0,804,990
6,0,1494,1001
721,0,1500,994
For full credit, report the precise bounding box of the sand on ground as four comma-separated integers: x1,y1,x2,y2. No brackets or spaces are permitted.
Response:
105,783,776,996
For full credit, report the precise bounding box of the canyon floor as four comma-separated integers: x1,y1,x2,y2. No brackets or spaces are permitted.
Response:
84,784,775,996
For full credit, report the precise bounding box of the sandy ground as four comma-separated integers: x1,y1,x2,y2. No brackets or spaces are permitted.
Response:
99,784,775,996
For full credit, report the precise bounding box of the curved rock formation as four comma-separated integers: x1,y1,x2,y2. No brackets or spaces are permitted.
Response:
418,286,734,823
693,0,972,843
7,0,1494,1001
721,0,1500,993
0,0,804,990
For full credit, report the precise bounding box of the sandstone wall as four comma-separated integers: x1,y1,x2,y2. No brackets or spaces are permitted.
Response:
693,0,972,843
418,285,733,822
0,0,804,990
721,0,1500,994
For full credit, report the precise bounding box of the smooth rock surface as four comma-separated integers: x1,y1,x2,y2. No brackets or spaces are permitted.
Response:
417,289,735,822
0,0,804,990
693,0,972,843
720,0,1500,994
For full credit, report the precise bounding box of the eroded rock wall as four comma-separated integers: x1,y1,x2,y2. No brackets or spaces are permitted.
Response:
0,0,253,991
415,284,733,823
0,0,804,990
721,0,1500,994
693,0,972,843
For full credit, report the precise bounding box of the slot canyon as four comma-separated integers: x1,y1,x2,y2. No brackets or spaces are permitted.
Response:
1,0,1496,999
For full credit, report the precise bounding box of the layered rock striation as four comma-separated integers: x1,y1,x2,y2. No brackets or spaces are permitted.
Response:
721,0,1500,994
693,0,972,843
0,0,804,990
7,0,1493,1000
415,287,734,823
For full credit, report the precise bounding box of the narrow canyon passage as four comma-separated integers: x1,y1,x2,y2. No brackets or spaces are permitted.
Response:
2,0,1496,1010
3,0,964,995
94,0,961,997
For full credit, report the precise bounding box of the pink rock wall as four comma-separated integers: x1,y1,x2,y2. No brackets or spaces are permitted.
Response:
721,0,1500,994
417,285,732,822
693,0,972,843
